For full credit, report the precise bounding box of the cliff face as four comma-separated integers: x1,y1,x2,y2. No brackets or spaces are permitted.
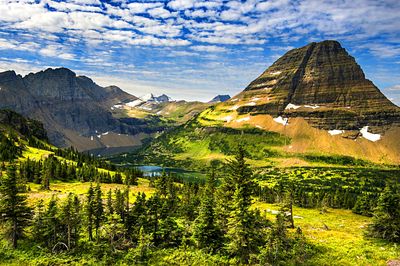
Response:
239,40,400,132
0,68,148,148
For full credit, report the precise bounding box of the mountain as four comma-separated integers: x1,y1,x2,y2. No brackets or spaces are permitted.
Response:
127,40,400,167
0,68,162,151
238,40,400,132
209,95,231,103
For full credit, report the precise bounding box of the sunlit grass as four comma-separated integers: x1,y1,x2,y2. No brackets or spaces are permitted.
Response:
254,202,400,266
26,178,155,205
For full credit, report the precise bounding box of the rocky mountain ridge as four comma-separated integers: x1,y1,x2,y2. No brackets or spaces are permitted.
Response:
0,68,160,150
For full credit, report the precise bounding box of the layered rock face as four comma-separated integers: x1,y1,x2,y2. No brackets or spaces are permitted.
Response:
239,40,400,132
0,68,150,148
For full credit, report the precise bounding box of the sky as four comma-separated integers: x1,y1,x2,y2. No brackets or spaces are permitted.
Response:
0,0,399,104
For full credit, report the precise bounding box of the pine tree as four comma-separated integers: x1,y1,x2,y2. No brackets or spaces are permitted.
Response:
60,193,81,249
86,183,95,241
114,188,125,222
32,199,46,245
193,170,222,252
224,146,259,263
368,182,400,242
154,172,168,197
107,189,114,215
0,164,32,248
44,195,60,248
147,194,162,245
94,183,104,241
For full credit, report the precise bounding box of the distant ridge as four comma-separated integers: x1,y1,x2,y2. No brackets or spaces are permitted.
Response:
209,95,231,103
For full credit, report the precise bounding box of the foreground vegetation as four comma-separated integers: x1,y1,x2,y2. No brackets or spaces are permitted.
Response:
0,114,399,265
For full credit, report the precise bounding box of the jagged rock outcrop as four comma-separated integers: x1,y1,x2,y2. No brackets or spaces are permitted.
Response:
238,40,400,132
0,67,157,148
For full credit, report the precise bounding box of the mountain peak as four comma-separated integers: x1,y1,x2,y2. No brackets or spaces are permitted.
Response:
237,40,400,131
210,95,231,103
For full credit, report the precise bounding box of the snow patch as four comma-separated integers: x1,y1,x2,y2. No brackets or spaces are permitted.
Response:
229,105,240,110
304,104,320,109
140,106,152,111
156,111,162,115
255,125,262,129
125,99,143,107
273,116,288,125
328,130,344,136
252,97,261,101
360,126,381,142
245,101,256,106
236,116,250,123
102,132,109,136
230,98,238,102
270,71,281,75
140,93,154,101
223,116,233,122
113,104,124,109
90,136,93,141
97,135,101,139
285,103,301,110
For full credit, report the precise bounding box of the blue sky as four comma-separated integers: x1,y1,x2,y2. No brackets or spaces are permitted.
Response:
0,0,399,104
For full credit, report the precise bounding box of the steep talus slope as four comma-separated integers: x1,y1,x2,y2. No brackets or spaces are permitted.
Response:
238,40,400,132
0,68,161,150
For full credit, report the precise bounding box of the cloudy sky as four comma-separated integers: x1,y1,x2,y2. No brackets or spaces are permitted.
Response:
0,0,399,104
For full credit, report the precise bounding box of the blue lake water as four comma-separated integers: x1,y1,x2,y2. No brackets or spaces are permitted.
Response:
136,165,206,183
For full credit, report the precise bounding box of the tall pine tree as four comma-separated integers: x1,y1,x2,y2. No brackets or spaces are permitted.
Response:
193,170,222,252
0,164,32,248
224,146,259,264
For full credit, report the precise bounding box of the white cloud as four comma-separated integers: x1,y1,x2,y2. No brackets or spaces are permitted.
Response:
127,2,163,14
147,7,175,19
191,45,227,52
168,0,195,10
0,38,40,52
39,44,75,60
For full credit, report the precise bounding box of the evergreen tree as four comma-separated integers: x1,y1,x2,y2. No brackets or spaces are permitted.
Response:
128,192,147,242
146,194,162,245
94,183,104,241
107,189,114,215
368,182,400,242
0,164,32,248
43,196,60,248
224,146,259,264
86,183,95,241
193,170,222,252
114,188,126,222
32,199,46,245
60,193,81,249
